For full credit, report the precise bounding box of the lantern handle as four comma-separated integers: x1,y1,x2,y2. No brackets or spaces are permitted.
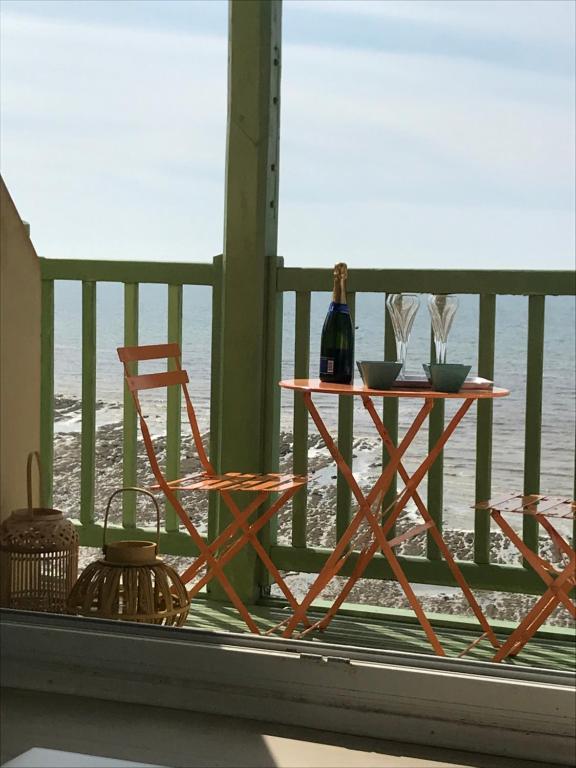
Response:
27,451,44,511
102,488,161,553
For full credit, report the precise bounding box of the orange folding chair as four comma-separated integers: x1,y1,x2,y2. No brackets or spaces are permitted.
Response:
118,343,307,634
476,492,575,662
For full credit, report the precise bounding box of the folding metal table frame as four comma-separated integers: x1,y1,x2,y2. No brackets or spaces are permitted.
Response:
279,379,510,656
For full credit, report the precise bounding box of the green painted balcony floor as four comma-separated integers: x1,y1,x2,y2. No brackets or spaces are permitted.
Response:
184,597,576,674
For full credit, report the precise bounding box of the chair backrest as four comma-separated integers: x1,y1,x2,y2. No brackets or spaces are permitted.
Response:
118,343,213,475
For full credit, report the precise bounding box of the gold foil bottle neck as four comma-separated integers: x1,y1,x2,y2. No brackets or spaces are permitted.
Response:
332,262,348,304
334,263,348,280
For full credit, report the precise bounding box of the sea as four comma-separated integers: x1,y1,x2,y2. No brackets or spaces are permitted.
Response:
52,281,575,532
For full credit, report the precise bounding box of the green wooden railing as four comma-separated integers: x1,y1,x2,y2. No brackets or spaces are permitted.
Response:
39,258,576,598
40,257,220,555
271,268,576,596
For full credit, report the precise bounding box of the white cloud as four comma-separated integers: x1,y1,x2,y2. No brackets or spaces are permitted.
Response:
279,199,575,271
287,0,575,44
1,13,228,260
277,36,574,268
280,41,574,199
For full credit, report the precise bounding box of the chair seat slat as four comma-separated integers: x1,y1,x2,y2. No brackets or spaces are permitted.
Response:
475,492,575,519
150,471,306,493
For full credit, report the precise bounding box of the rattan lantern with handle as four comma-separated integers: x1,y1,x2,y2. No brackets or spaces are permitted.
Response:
0,452,79,612
66,488,190,626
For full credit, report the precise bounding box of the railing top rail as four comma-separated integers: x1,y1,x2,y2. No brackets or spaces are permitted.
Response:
39,257,216,286
277,267,576,296
39,259,576,296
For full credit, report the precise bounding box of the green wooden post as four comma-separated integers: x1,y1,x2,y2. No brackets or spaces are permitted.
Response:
292,291,311,547
426,332,445,561
213,0,283,604
80,281,97,524
474,294,496,564
257,254,285,593
382,297,398,537
208,256,223,549
122,283,139,528
166,284,183,533
523,295,545,556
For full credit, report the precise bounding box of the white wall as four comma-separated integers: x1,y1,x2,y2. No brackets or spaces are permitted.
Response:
0,177,41,520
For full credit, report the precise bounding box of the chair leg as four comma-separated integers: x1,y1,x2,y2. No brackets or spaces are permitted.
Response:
177,492,268,585
220,489,310,625
160,483,262,634
490,509,575,661
172,486,310,633
493,590,560,662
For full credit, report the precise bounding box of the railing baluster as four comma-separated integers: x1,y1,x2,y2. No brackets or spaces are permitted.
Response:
523,295,545,557
166,284,183,533
426,331,444,560
382,295,398,538
258,255,285,582
122,283,139,528
292,291,311,547
81,281,97,525
474,294,496,563
40,279,54,507
336,293,355,542
208,256,223,544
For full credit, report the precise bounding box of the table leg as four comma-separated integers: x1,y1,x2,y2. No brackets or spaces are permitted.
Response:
288,396,451,655
311,399,475,648
362,396,499,649
281,396,434,638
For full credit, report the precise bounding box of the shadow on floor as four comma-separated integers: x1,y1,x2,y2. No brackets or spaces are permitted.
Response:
0,689,561,768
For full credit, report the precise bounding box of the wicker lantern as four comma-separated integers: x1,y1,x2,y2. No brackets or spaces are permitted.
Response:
0,452,79,612
67,488,190,626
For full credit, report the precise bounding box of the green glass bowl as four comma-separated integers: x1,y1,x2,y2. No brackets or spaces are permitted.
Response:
357,361,402,390
428,363,471,393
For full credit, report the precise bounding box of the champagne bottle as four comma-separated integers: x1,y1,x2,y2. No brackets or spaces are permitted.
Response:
319,263,354,384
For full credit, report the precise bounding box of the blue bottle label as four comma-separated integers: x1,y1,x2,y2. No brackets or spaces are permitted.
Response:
320,357,335,375
329,302,349,314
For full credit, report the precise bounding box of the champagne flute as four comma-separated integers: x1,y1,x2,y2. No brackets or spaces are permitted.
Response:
427,294,459,364
386,293,420,377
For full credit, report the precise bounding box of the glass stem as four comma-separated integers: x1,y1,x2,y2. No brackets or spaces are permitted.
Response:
397,340,407,377
435,340,446,365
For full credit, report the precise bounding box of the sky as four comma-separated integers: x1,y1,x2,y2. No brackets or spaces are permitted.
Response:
0,0,574,270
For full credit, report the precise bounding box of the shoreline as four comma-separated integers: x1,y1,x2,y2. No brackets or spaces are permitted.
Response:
53,395,574,628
